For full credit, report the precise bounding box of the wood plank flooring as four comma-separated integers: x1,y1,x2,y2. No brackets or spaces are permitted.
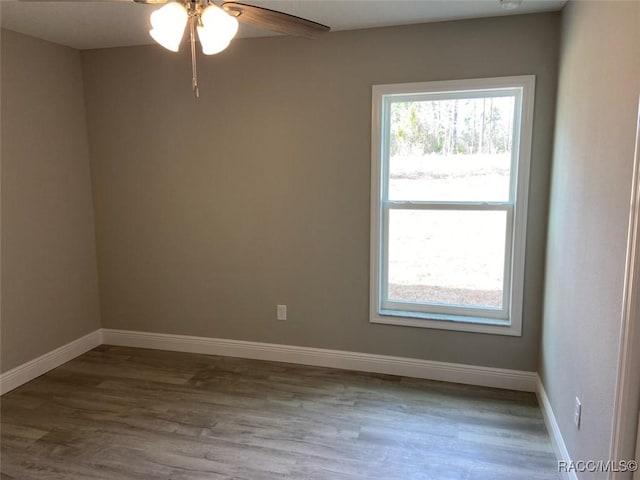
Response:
1,345,559,480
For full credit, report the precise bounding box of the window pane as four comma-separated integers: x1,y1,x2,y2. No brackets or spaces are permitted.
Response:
388,96,515,202
387,209,507,309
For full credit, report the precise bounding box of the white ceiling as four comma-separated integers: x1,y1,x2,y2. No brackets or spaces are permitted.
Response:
0,0,566,50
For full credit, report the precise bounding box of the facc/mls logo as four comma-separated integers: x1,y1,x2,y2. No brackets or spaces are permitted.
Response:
558,460,638,473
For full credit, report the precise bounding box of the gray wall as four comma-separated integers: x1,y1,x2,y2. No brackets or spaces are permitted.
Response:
1,30,102,372
540,0,640,475
81,13,560,371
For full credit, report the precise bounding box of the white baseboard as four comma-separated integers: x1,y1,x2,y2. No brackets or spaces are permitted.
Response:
101,328,537,392
0,329,102,395
0,327,537,395
536,375,577,480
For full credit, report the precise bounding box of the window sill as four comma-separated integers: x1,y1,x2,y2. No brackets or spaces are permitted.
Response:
371,309,522,336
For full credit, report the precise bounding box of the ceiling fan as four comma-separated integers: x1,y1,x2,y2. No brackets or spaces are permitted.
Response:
131,0,330,97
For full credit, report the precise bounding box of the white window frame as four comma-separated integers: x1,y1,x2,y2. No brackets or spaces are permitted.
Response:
370,75,535,336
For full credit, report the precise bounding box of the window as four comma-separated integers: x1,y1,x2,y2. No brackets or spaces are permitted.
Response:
370,76,535,336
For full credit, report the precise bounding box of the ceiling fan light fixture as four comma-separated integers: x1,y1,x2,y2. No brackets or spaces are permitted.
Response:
149,2,188,52
200,4,239,42
197,25,231,55
142,0,329,96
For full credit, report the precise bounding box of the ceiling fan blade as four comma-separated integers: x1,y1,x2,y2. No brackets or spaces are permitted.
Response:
133,0,169,4
222,2,330,39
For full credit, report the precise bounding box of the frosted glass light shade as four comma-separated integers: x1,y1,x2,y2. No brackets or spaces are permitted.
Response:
149,2,188,52
198,4,238,54
196,25,231,55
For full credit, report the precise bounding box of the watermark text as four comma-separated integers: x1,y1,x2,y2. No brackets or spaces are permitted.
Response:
558,460,638,473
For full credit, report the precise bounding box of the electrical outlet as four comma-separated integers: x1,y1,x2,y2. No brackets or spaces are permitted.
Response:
574,397,582,429
276,304,287,321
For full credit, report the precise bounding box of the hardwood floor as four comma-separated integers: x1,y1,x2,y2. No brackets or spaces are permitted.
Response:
1,345,559,479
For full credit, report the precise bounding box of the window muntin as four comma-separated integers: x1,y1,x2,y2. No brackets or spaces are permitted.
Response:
370,76,535,336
